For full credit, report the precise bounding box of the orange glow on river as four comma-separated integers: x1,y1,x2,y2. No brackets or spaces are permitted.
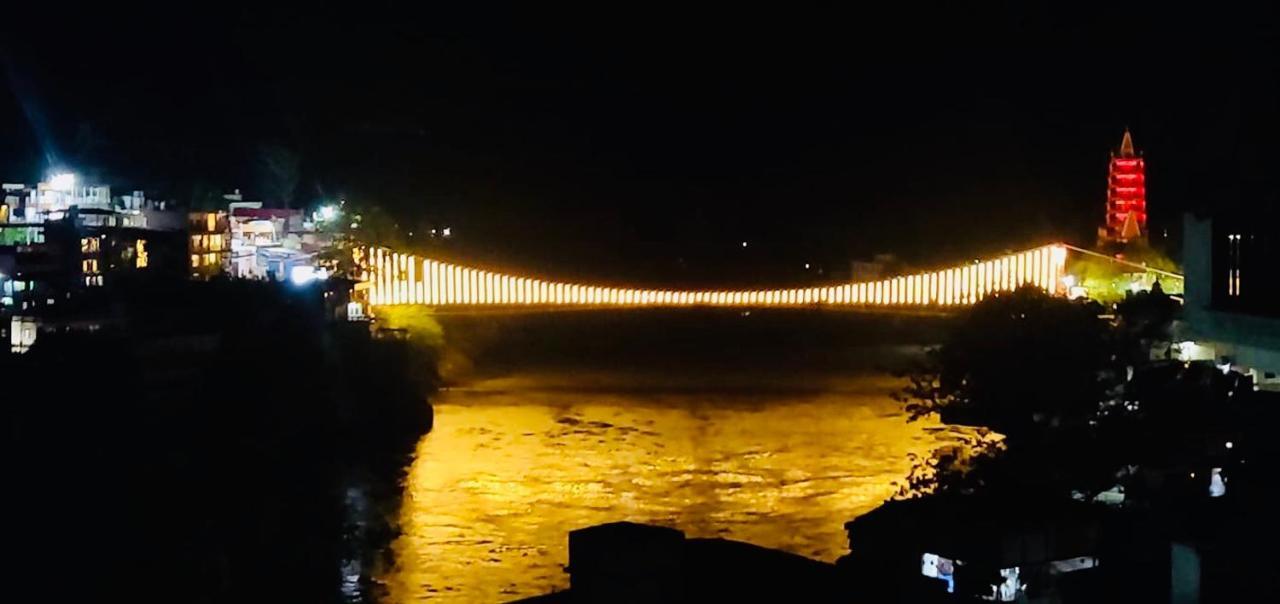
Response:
384,371,981,602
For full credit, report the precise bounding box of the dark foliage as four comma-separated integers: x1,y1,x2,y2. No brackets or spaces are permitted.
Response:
898,286,1114,439
1115,281,1180,365
2,281,434,603
895,286,1124,498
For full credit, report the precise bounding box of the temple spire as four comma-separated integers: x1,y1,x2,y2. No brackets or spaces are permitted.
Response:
1099,128,1148,244
1118,128,1135,158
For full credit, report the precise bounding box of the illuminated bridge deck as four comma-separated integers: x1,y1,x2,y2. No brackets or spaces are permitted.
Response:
356,244,1068,310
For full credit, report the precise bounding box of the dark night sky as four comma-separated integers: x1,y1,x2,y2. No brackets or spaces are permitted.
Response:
2,5,1277,285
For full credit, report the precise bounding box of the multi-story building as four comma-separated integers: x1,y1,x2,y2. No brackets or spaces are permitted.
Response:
227,203,328,281
188,210,231,279
1180,211,1280,390
2,174,184,351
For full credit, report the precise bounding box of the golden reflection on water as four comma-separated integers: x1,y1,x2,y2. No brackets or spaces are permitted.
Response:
386,373,968,602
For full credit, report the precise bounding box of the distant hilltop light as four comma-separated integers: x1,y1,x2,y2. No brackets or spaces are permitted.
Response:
741,241,748,248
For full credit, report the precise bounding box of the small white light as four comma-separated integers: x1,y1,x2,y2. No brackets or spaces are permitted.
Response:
804,263,810,270
741,241,748,248
442,227,452,237
1225,441,1233,449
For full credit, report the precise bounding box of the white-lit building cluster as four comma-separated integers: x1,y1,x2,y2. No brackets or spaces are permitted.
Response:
2,176,165,228
3,173,180,351
358,244,1068,308
187,191,339,284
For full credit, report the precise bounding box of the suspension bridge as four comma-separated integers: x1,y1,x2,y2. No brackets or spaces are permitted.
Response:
354,243,1069,310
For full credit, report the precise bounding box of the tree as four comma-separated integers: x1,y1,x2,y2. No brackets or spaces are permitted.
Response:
188,180,227,211
896,286,1121,497
899,285,1114,440
256,144,301,208
1114,281,1179,365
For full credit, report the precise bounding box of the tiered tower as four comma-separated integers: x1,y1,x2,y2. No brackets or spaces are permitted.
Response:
1101,129,1146,243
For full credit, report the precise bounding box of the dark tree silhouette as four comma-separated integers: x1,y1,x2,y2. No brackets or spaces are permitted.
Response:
256,144,301,208
896,286,1121,497
2,280,434,603
1115,281,1179,365
898,285,1114,439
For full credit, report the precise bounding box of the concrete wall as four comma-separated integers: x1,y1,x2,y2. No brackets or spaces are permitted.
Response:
1181,213,1280,390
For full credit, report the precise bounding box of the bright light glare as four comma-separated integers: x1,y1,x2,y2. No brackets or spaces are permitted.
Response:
290,265,320,285
49,173,76,191
1062,274,1076,288
317,205,339,222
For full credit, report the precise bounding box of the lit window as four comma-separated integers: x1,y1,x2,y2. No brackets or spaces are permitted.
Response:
1227,233,1243,296
136,239,148,268
191,254,200,268
206,213,217,232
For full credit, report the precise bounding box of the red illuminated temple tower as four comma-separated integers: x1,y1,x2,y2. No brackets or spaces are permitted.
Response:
1101,129,1147,243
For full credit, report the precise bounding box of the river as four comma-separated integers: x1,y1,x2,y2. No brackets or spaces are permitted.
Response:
383,310,973,602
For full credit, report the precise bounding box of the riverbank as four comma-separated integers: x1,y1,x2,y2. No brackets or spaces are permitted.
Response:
2,281,436,604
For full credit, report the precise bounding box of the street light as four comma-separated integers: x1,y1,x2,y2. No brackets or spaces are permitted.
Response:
314,204,340,223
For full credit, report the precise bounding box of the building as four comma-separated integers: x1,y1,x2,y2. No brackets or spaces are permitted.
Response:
840,495,1102,602
1100,129,1148,244
227,202,334,283
3,175,112,223
1179,211,1280,390
513,522,847,603
189,210,231,279
1,174,185,352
